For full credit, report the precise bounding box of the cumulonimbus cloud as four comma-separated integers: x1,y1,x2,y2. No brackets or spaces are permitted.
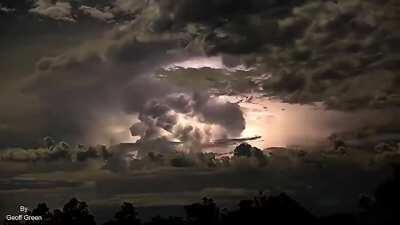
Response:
1,0,400,148
130,92,245,150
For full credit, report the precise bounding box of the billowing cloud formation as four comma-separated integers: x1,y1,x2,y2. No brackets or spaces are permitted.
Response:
112,0,148,15
1,0,400,148
265,0,400,110
131,93,245,151
13,27,189,146
30,0,75,22
118,0,399,110
25,0,145,23
183,0,400,110
79,5,114,22
3,2,400,223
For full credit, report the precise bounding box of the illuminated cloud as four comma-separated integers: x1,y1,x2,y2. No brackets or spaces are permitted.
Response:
30,0,75,22
79,5,114,22
130,93,245,151
1,0,400,148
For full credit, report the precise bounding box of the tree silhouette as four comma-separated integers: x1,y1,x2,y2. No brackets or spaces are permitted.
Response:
3,199,95,225
4,165,400,225
360,165,400,225
184,197,220,225
104,202,141,225
233,143,268,166
233,143,253,157
29,203,52,225
222,192,315,225
170,155,195,167
60,198,96,225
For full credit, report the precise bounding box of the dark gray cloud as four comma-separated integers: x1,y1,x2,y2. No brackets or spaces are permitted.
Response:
9,17,245,147
0,0,34,13
193,93,245,135
1,0,400,148
248,0,400,110
1,2,400,222
0,140,111,163
139,0,400,110
2,28,188,146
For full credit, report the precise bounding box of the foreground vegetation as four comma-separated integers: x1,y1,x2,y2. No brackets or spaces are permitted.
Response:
3,165,400,225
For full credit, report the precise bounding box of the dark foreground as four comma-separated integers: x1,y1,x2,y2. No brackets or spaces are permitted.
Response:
3,166,400,225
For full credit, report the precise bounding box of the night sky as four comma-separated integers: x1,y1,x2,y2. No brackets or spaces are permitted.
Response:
1,0,400,223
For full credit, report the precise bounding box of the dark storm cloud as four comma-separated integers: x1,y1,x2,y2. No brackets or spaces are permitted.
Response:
153,0,303,24
0,0,34,13
140,0,400,110
193,93,245,135
106,36,181,64
0,33,187,147
121,77,175,113
12,10,246,146
328,109,400,150
2,0,400,147
253,0,400,110
11,28,189,146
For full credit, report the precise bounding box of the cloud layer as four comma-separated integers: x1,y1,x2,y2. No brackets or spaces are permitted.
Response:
1,0,399,148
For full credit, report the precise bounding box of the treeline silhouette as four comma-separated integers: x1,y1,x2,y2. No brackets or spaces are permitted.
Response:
4,166,400,225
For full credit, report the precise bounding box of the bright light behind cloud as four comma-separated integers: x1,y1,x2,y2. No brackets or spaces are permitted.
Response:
86,111,139,146
165,56,225,70
98,57,369,150
164,55,254,71
161,56,352,149
222,94,375,149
